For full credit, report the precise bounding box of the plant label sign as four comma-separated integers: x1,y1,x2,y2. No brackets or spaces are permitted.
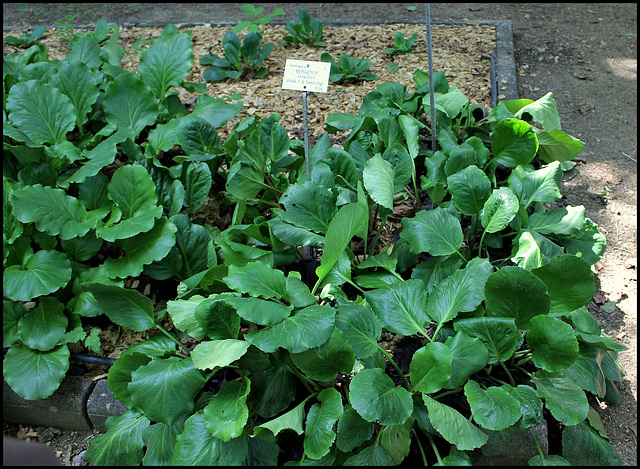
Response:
282,59,331,93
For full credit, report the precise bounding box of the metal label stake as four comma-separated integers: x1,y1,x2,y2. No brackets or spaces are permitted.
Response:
425,3,437,152
302,90,311,180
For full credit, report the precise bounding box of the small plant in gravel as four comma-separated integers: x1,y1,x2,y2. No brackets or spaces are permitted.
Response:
232,3,286,34
282,7,327,47
200,30,274,81
3,25,47,48
320,52,378,83
384,31,418,54
2,16,626,467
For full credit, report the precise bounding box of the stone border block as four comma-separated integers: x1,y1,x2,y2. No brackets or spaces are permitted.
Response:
86,379,128,432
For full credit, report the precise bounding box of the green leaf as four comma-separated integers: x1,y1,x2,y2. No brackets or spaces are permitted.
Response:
17,296,67,351
103,72,159,138
410,342,453,394
502,384,544,428
335,301,382,359
382,142,413,193
191,339,250,370
166,295,207,339
532,371,589,426
400,207,464,256
480,186,519,233
11,184,99,240
464,380,521,431
104,217,177,279
171,412,248,465
343,440,394,465
336,405,375,452
514,92,561,130
379,422,412,465
204,377,250,441
183,161,212,214
444,331,490,389
142,418,186,466
491,119,539,167
194,297,241,340
532,254,595,315
224,261,287,299
508,161,562,208
3,301,24,348
6,79,76,145
139,30,193,99
365,279,430,336
49,59,101,128
304,387,344,459
254,396,312,438
561,420,622,465
527,315,579,372
3,343,70,400
3,250,72,301
84,410,150,466
511,229,564,270
422,395,488,451
536,129,584,164
528,205,586,235
82,284,156,331
363,153,395,210
245,305,335,353
484,266,550,330
280,180,337,233
454,317,519,364
226,297,292,326
447,165,492,216
291,328,355,382
558,217,607,266
349,368,413,426
129,357,206,425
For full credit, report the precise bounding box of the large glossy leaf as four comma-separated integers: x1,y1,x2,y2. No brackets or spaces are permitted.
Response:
129,357,206,425
558,217,607,266
527,315,579,372
224,261,287,299
166,295,207,339
183,161,212,214
381,142,413,193
17,296,67,351
171,412,248,465
138,29,193,99
443,331,490,389
3,250,72,301
363,153,395,210
532,254,595,315
342,440,395,465
142,418,186,466
191,339,250,370
335,301,382,359
491,119,539,168
464,380,521,431
280,180,337,233
447,165,492,216
254,395,312,437
454,317,519,364
336,405,375,452
426,257,493,326
82,283,156,331
532,371,589,426
103,72,159,138
204,377,250,441
104,217,177,279
49,59,100,128
527,205,586,236
480,186,519,233
364,279,430,336
11,184,100,240
349,368,413,426
226,297,292,326
291,328,355,381
422,395,488,451
484,266,550,330
193,297,241,340
502,384,544,429
511,229,564,270
508,161,562,208
244,304,335,353
536,129,584,164
84,410,150,466
400,207,464,256
6,79,76,145
561,420,622,465
410,342,453,394
304,387,344,459
2,343,69,400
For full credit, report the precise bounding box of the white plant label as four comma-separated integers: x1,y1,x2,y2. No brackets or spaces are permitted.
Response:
282,59,331,93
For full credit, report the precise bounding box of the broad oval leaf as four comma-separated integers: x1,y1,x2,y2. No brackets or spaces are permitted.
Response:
17,296,67,351
349,368,413,426
336,405,375,452
454,317,519,364
532,371,588,426
502,384,544,429
304,387,344,459
226,297,292,326
82,283,156,331
204,377,250,441
400,207,464,256
224,262,287,299
3,250,72,301
49,59,100,128
7,79,76,145
561,420,623,466
464,380,521,431
191,339,250,370
84,410,150,466
491,118,539,167
527,315,579,372
410,342,453,394
365,279,430,336
291,328,355,382
447,165,492,216
335,301,382,359
480,186,519,233
444,331,490,389
363,153,395,210
422,395,488,451
280,180,337,233
103,72,159,138
3,343,70,400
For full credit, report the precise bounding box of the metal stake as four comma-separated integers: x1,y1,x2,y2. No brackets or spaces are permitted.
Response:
425,3,437,152
302,90,311,181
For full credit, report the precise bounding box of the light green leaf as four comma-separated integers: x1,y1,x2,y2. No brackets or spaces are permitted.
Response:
454,317,519,364
410,342,453,394
17,296,67,351
363,153,395,210
514,92,561,130
464,380,521,431
166,295,207,339
304,387,344,459
400,207,464,256
139,30,193,99
480,186,519,233
349,368,413,426
532,371,588,426
422,395,488,451
447,165,492,216
84,410,150,466
527,315,579,372
254,396,313,438
224,261,287,299
527,205,586,235
365,279,430,336
103,72,159,138
82,284,156,331
508,161,562,208
491,119,539,167
3,343,70,400
204,377,250,441
191,339,250,370
536,129,585,164
3,250,72,301
226,297,292,326
49,59,100,128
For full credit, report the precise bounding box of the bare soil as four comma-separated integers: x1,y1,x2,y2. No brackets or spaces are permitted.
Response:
3,3,636,466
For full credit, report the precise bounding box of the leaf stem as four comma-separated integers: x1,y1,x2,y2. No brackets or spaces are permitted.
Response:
411,429,428,466
377,344,411,390
498,359,516,387
426,432,444,465
154,321,190,356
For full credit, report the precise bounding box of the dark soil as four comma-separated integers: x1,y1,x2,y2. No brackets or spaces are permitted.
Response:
3,3,636,466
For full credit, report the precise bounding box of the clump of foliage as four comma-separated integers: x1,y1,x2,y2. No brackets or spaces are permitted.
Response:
4,25,47,48
385,31,418,54
3,14,625,467
320,52,378,83
200,30,274,81
282,7,327,47
232,3,286,34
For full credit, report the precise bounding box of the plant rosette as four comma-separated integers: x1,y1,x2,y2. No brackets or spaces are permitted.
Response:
2,16,624,467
